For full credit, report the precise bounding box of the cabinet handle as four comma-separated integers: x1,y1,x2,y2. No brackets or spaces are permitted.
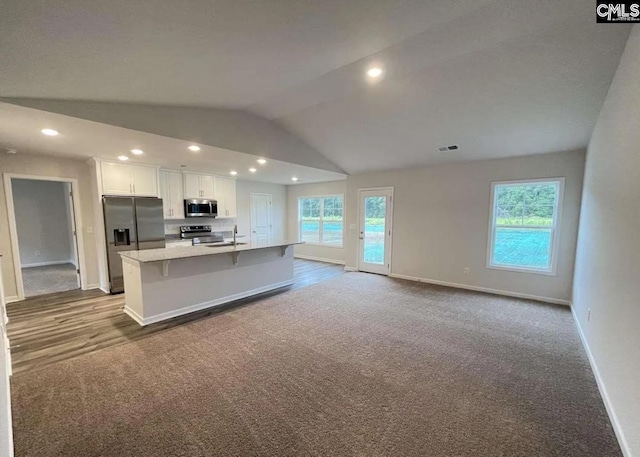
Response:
133,184,136,194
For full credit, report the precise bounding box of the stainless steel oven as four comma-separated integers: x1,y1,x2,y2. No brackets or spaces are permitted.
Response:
184,199,217,218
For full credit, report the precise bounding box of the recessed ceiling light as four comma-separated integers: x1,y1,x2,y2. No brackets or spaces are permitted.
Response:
366,67,383,78
257,158,267,165
130,149,144,155
249,167,257,173
6,149,17,154
41,128,59,136
291,177,299,182
230,170,238,176
188,145,200,152
118,155,129,161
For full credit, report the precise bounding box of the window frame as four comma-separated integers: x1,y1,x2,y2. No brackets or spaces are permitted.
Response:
298,194,345,248
486,177,565,276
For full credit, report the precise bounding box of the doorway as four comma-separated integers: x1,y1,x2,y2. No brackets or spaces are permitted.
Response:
250,193,272,244
4,174,86,300
358,187,394,275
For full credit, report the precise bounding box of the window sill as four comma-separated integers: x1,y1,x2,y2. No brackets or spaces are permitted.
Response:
298,243,344,249
486,263,557,276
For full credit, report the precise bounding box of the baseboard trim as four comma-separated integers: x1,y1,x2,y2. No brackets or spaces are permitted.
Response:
82,284,100,291
4,296,19,304
99,287,110,294
124,279,295,326
294,254,345,265
344,266,358,272
571,306,631,457
21,260,74,268
388,273,570,306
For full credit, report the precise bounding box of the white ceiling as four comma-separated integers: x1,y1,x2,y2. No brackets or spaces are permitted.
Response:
0,103,346,185
0,0,632,174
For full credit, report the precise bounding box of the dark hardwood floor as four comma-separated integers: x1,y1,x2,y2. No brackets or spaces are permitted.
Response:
6,259,345,374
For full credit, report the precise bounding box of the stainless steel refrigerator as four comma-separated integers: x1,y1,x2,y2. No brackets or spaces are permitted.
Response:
103,196,165,294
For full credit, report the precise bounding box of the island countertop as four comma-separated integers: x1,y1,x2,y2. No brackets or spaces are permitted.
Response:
119,240,303,263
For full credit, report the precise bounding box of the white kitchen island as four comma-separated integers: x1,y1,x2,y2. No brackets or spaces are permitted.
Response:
119,240,302,325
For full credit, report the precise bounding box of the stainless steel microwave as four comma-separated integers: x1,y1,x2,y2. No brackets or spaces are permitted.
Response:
184,199,217,218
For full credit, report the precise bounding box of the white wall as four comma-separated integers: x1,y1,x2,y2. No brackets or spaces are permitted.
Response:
0,258,14,457
287,180,347,264
236,180,287,240
344,150,585,303
0,154,100,299
11,179,73,267
572,25,640,457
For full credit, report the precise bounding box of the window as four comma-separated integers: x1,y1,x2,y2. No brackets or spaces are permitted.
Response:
299,195,344,247
488,179,564,274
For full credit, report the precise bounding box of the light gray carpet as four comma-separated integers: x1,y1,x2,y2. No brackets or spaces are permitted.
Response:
10,273,620,456
21,263,79,297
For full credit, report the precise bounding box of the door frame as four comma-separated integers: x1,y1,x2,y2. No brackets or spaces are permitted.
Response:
3,173,88,301
357,187,394,275
250,193,273,244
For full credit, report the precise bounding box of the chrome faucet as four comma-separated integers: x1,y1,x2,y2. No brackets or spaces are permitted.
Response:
233,224,238,246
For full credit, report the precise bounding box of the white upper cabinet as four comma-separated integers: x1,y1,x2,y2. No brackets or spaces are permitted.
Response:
183,173,201,199
200,175,216,200
182,172,236,217
101,162,159,197
159,170,184,219
216,176,237,218
101,162,133,195
183,173,215,199
130,165,158,196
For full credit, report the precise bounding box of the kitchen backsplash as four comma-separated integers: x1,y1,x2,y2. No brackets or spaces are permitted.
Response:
164,217,237,235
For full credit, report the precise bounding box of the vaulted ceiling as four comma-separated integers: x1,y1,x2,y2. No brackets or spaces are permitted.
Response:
0,0,632,174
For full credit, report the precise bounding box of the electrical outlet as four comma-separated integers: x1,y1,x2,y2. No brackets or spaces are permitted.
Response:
34,250,40,257
464,267,470,275
587,308,591,322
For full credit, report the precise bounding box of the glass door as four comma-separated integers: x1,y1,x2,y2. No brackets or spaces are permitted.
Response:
358,188,393,275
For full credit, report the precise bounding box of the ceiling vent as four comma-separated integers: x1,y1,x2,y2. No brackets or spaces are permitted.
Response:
438,144,459,152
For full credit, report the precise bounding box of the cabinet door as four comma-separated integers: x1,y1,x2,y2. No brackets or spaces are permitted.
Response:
216,177,236,217
221,178,237,217
131,165,158,197
101,162,133,195
183,173,201,199
200,175,216,199
168,171,184,218
213,177,226,215
159,171,172,218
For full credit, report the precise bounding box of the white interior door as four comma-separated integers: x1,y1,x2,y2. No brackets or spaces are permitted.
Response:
358,188,393,275
250,193,272,244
